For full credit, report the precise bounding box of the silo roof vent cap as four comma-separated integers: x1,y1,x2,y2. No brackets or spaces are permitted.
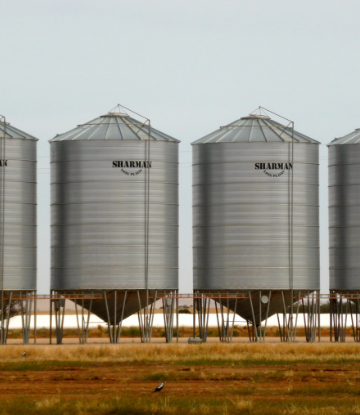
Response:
241,114,271,120
106,103,130,118
243,107,272,120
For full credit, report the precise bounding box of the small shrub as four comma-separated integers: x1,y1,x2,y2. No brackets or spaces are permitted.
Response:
144,373,168,382
122,327,141,337
97,325,105,338
232,399,253,414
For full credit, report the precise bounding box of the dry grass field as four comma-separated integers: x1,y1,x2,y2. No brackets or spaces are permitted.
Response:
5,325,338,340
1,343,360,414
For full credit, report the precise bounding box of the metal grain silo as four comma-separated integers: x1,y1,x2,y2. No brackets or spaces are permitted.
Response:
192,110,320,341
50,107,179,343
328,129,360,342
0,115,37,345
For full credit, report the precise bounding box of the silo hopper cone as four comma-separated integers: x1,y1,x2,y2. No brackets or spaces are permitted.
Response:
213,290,300,326
72,290,156,326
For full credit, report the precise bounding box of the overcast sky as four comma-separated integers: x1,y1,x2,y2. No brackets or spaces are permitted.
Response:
1,0,360,294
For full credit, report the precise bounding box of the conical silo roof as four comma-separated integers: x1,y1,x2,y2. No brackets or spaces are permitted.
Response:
0,119,38,141
328,129,360,145
192,114,319,144
50,110,179,142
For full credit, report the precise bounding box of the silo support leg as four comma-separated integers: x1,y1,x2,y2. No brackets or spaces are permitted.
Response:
149,291,157,341
215,300,221,341
137,290,156,344
0,294,3,345
248,292,258,343
0,293,4,345
59,298,65,344
330,292,347,343
84,292,94,344
303,293,311,342
352,296,360,342
260,291,272,343
335,294,343,342
3,292,12,344
74,293,82,343
73,291,93,344
216,295,226,342
0,291,4,345
350,299,355,341
116,291,127,344
163,291,175,343
281,291,290,342
333,294,338,342
225,293,231,343
348,295,360,343
54,296,66,345
162,294,170,343
20,292,25,341
330,292,337,342
317,293,321,343
259,291,262,342
196,294,210,343
230,293,238,343
356,297,360,342
276,314,283,342
294,291,301,342
337,298,342,341
104,291,114,344
27,293,32,344
74,295,82,344
137,291,145,343
303,291,319,343
0,291,13,345
193,296,196,339
192,293,210,342
50,291,53,345
274,291,300,343
341,299,348,342
20,292,32,345
113,290,117,344
214,293,236,343
24,293,29,344
176,295,179,343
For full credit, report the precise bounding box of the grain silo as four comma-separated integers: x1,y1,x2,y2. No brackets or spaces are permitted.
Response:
50,106,179,343
329,129,360,342
192,108,320,342
0,115,37,345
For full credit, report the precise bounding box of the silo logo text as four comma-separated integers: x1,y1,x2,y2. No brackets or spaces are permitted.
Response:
112,160,152,176
255,162,292,178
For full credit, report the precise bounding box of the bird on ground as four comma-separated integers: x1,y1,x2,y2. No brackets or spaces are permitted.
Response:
93,363,98,367
153,382,166,393
22,352,26,358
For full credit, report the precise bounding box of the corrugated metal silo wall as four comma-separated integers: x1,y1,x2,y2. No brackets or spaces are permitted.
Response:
193,142,319,291
0,138,37,290
50,140,179,290
329,144,360,290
